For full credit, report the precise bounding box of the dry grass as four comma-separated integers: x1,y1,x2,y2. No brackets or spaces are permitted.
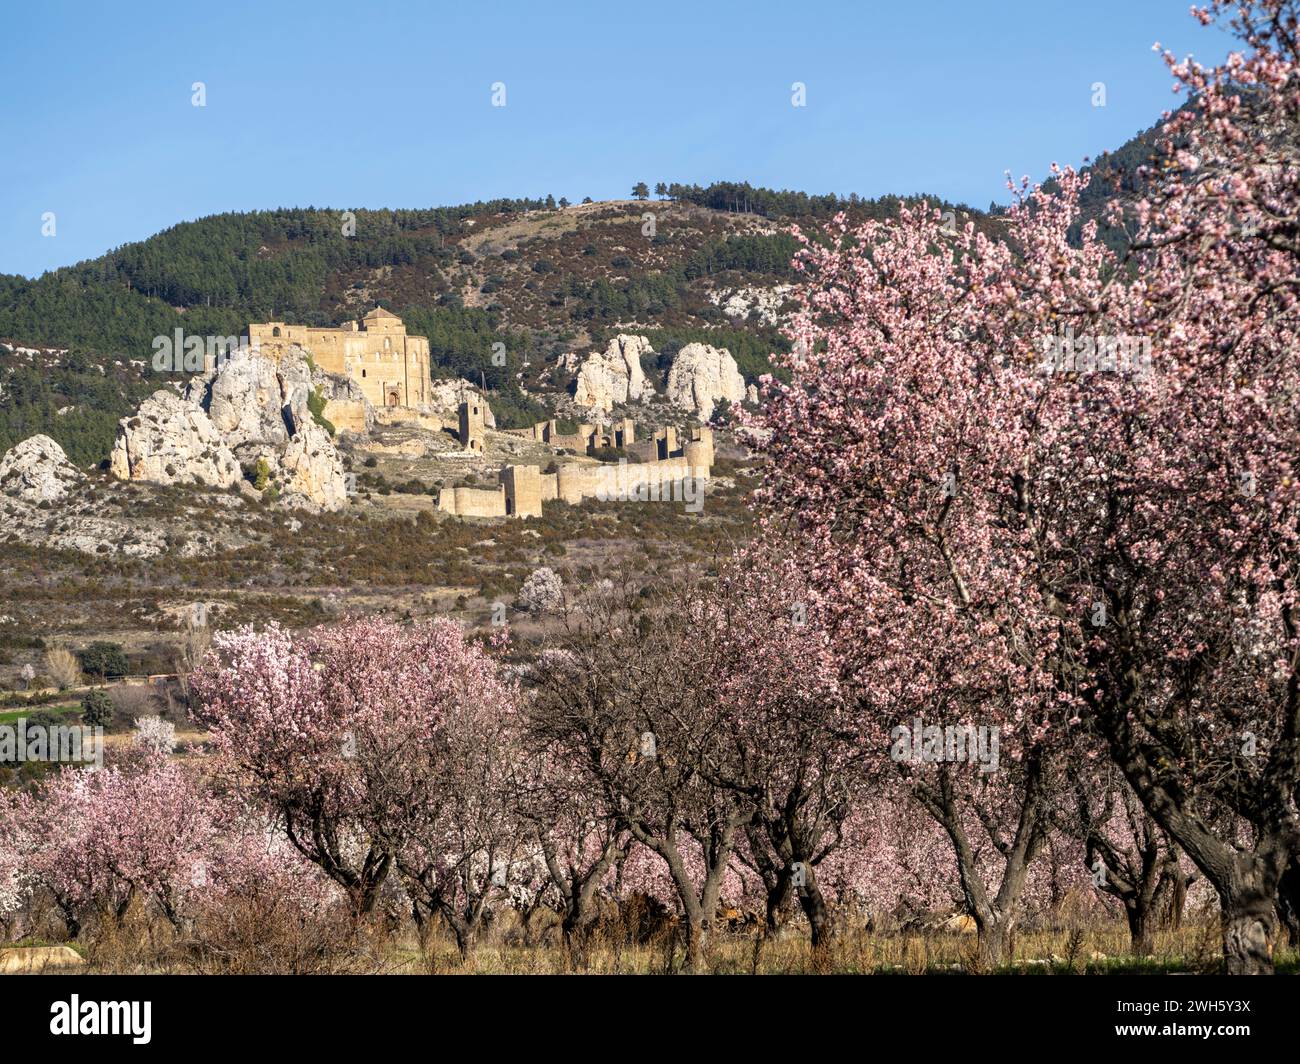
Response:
49,901,1299,975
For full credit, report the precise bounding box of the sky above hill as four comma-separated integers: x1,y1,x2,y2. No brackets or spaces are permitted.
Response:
1,0,1233,278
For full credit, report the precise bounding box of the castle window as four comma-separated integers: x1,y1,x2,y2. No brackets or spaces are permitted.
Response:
272,327,281,337
362,370,366,378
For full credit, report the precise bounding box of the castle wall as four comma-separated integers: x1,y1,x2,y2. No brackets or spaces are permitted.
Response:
626,440,658,463
375,408,445,433
322,399,369,435
437,415,713,521
437,484,507,518
555,465,585,504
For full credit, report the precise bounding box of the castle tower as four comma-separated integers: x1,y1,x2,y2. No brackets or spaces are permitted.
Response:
458,399,486,453
501,465,543,518
687,426,714,469
614,417,635,449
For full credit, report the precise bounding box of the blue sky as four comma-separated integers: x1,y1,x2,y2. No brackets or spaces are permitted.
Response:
1,0,1232,278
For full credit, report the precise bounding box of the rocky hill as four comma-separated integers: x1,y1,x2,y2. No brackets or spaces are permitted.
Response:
0,183,999,466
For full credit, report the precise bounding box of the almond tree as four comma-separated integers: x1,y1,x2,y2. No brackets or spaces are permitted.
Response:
691,543,869,948
11,752,216,935
383,673,525,960
193,617,517,929
529,577,751,972
513,708,630,957
1052,759,1195,955
754,0,1300,973
750,194,1072,967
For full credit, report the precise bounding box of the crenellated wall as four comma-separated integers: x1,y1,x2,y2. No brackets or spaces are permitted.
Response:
435,416,714,520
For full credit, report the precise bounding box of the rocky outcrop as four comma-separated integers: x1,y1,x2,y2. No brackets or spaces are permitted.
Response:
0,435,83,504
427,379,495,428
665,343,746,421
187,347,307,453
111,346,348,511
708,285,793,327
573,335,654,412
278,419,348,511
110,391,241,489
313,365,375,435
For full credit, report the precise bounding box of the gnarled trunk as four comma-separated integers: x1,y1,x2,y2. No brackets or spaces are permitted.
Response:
1221,880,1278,975
1125,900,1155,957
973,908,1016,969
1276,857,1300,948
796,864,831,950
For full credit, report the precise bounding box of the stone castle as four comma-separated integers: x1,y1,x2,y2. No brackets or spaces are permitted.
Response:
246,307,430,410
437,404,714,519
241,311,716,521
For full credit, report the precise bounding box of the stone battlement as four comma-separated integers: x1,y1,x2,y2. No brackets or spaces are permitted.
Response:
438,405,714,520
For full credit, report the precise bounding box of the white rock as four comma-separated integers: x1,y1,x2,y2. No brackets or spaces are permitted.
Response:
0,435,83,504
278,419,348,512
109,391,240,489
427,379,495,427
708,284,793,327
189,347,298,452
113,348,349,511
665,343,746,421
573,335,654,412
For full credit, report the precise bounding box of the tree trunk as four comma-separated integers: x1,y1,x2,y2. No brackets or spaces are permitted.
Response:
682,915,709,974
1276,857,1300,948
1125,900,1155,957
1221,885,1278,975
765,876,791,935
447,914,477,960
974,911,1015,970
797,866,831,950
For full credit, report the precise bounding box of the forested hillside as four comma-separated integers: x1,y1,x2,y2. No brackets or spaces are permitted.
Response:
0,176,1101,464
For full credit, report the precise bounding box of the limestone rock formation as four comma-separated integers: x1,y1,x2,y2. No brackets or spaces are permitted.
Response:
427,379,495,427
312,365,375,435
665,343,746,421
111,346,348,511
708,284,793,327
187,347,303,453
746,383,760,405
110,391,240,489
0,435,83,504
278,419,348,511
573,334,654,412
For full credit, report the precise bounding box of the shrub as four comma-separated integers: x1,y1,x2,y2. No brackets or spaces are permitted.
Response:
81,689,115,728
77,642,129,682
43,647,81,690
307,388,336,436
517,567,563,612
